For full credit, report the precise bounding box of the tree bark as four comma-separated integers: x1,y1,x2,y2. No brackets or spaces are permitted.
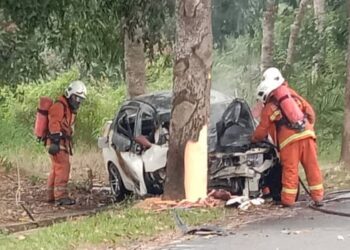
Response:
340,0,350,167
163,0,212,200
311,0,325,84
124,26,146,98
313,0,325,33
284,0,310,72
260,0,277,73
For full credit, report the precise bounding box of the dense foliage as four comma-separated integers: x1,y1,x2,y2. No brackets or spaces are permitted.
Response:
213,1,346,152
0,0,174,84
276,3,346,151
0,0,347,159
0,57,172,160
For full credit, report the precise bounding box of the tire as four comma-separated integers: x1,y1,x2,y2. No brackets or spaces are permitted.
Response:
108,162,127,202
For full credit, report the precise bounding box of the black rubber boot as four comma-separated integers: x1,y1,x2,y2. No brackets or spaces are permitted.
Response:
313,200,324,207
56,197,76,206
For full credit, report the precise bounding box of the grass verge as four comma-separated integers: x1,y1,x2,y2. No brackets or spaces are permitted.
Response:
0,205,225,250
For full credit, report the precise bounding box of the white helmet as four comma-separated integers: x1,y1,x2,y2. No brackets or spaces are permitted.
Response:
256,80,273,103
256,67,285,103
262,67,285,88
65,80,87,99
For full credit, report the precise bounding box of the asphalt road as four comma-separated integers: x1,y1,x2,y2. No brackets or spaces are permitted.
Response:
161,201,350,250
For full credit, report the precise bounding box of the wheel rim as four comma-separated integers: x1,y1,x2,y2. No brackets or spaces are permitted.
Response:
109,165,121,196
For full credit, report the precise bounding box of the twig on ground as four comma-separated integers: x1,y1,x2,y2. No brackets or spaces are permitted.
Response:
14,153,36,222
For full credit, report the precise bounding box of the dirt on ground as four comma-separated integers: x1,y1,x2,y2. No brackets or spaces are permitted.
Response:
0,167,112,227
323,164,350,190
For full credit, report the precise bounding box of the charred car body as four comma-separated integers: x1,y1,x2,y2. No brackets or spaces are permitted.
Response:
98,90,282,201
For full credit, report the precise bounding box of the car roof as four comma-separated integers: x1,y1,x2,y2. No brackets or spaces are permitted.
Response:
131,91,172,113
129,89,232,113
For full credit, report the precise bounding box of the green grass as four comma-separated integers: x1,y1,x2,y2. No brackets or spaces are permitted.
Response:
318,139,341,165
0,206,225,250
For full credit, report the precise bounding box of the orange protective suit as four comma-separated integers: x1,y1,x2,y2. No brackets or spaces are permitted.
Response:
252,83,323,206
47,96,75,201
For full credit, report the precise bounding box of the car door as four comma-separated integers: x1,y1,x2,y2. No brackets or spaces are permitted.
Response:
111,103,140,152
136,101,158,143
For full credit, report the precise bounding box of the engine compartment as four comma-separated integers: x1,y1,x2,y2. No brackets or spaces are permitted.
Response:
208,99,281,199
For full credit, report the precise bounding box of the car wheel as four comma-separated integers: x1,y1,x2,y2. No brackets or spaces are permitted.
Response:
108,162,127,202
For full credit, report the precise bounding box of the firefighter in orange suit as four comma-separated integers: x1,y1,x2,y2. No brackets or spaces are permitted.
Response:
251,67,323,207
47,81,87,206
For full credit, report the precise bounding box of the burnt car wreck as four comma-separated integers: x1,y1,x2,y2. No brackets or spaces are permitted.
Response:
208,99,281,200
98,90,282,201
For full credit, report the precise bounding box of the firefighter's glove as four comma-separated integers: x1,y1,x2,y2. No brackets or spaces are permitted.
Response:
48,133,61,155
250,134,257,143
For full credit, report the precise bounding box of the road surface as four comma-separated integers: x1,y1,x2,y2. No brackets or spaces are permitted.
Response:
161,201,350,250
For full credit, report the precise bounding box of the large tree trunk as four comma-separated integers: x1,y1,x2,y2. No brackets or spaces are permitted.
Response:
313,0,325,33
311,0,325,84
284,0,310,72
124,27,146,98
260,0,277,73
340,0,350,167
163,0,213,200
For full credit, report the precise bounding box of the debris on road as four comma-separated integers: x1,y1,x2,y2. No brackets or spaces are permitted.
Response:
281,228,309,235
226,196,249,208
337,235,345,240
172,209,228,236
135,190,269,212
226,196,265,210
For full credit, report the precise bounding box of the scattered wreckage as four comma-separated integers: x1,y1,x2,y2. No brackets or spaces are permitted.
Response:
98,90,282,202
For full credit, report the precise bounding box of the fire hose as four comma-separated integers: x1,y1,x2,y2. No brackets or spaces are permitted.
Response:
298,177,350,217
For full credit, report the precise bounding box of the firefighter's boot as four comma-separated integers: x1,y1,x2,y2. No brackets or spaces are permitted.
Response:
56,197,75,206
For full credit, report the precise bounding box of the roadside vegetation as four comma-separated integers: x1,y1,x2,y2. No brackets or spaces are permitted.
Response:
0,24,345,173
0,205,224,250
0,3,347,173
0,56,172,178
0,1,349,249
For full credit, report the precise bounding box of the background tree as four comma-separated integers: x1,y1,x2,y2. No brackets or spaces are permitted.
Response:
116,0,175,97
0,0,349,187
284,0,310,73
124,26,146,98
311,0,326,83
260,0,278,72
313,0,325,33
164,0,213,200
341,0,350,167
212,0,263,50
0,0,174,86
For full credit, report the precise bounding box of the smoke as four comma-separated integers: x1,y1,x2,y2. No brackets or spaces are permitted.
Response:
211,36,261,105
